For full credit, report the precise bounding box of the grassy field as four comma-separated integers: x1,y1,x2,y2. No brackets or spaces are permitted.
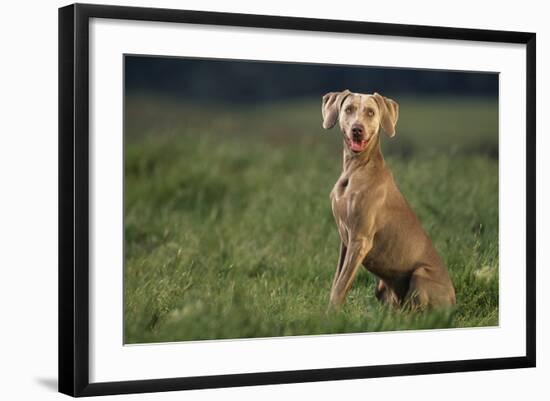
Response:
124,95,499,344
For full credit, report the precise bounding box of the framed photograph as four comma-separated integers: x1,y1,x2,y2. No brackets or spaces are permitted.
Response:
58,3,536,397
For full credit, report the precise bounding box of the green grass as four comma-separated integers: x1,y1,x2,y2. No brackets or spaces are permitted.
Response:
124,95,499,344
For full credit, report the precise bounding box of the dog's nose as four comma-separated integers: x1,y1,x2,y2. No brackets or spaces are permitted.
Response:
351,124,364,138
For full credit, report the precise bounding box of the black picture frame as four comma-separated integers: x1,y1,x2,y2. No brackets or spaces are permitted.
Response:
59,3,536,397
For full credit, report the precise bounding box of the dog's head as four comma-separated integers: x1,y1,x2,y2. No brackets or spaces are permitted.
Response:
321,90,399,154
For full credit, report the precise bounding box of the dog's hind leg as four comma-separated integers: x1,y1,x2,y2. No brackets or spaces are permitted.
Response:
405,267,455,310
403,268,431,310
375,279,400,308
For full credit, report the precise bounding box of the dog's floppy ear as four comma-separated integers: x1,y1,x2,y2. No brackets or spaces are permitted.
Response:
321,90,351,129
373,93,399,137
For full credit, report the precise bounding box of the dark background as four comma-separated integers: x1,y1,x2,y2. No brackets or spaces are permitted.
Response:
125,55,498,103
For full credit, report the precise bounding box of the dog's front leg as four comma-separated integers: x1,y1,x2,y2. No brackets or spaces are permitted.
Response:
331,242,347,294
329,237,372,307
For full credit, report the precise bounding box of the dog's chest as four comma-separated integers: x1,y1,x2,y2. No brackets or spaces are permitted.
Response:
330,174,364,222
331,175,348,202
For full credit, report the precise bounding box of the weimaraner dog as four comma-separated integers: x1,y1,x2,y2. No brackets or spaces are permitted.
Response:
322,90,455,310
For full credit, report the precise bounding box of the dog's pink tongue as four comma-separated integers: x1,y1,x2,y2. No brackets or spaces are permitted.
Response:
351,140,365,152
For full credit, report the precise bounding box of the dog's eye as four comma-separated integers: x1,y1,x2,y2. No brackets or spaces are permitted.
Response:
345,107,353,114
367,110,375,117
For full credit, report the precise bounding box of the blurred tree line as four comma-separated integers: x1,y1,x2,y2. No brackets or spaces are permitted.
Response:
125,55,498,103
